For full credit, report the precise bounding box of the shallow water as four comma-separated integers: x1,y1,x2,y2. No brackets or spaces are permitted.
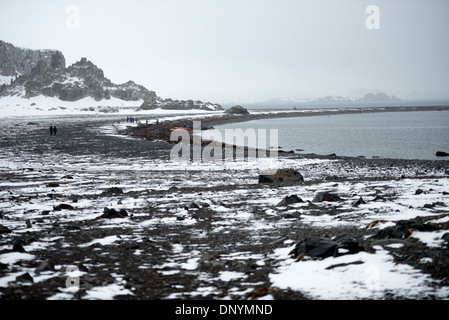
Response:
212,110,449,160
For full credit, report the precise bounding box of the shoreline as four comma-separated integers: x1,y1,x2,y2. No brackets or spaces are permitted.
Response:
126,104,449,161
1,105,449,300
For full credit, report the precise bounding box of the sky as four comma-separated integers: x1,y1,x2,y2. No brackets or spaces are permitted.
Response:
0,0,448,104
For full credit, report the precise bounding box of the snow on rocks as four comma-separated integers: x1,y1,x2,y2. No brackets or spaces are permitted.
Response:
0,114,449,300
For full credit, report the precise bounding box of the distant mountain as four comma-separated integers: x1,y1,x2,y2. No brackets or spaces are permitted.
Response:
0,40,222,111
260,93,400,107
358,92,400,102
264,95,356,105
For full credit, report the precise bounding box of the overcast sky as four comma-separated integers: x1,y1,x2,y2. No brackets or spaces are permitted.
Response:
1,0,448,104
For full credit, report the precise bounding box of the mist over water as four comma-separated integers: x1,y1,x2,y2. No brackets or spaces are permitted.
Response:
213,110,449,160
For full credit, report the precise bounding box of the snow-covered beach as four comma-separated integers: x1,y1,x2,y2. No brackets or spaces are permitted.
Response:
1,104,449,301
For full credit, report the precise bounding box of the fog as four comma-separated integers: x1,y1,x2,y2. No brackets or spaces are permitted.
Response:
1,0,448,104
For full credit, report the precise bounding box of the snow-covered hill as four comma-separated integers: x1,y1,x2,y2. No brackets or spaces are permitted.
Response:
0,40,222,114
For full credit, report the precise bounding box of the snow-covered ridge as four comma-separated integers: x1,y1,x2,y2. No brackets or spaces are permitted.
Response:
0,95,227,118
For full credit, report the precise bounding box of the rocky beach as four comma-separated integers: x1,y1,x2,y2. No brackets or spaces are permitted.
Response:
1,107,449,302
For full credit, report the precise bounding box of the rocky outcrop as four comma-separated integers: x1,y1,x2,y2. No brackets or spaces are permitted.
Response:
225,105,249,115
259,168,304,184
436,151,449,157
371,219,439,239
140,96,222,111
0,40,65,76
0,40,222,110
289,234,365,260
312,191,342,202
2,55,156,102
277,194,304,207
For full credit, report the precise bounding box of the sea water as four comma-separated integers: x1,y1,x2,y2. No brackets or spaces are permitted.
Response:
211,110,449,160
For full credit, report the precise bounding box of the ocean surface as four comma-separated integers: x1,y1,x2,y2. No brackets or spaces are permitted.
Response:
210,110,449,160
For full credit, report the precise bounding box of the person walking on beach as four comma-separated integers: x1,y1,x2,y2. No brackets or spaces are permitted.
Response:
52,125,58,136
49,125,53,136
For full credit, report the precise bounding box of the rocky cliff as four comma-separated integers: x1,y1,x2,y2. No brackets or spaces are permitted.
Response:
0,40,65,77
0,40,222,111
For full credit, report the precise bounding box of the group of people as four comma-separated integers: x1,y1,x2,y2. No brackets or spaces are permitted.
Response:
126,116,138,123
49,125,58,136
126,116,160,126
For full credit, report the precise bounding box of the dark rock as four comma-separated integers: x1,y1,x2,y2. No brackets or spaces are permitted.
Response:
415,189,424,195
0,225,11,234
283,211,301,219
353,197,366,207
118,209,128,217
325,260,364,270
312,191,342,202
12,238,26,252
126,244,140,251
277,194,304,206
47,182,60,188
200,252,219,262
225,105,249,115
371,219,439,239
372,195,386,201
186,202,200,209
101,187,123,196
101,207,127,219
441,233,449,242
290,235,365,260
16,272,34,283
77,263,89,272
36,259,55,273
332,234,366,255
55,203,75,210
41,210,50,215
436,151,449,157
259,168,304,184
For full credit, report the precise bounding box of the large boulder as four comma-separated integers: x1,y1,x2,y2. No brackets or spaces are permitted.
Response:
371,219,439,239
312,191,342,202
259,168,304,184
225,105,249,115
290,234,365,260
436,151,449,157
277,194,304,206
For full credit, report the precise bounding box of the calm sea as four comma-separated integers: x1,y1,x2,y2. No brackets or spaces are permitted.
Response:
210,110,449,160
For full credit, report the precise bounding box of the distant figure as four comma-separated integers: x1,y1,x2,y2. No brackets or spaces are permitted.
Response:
127,116,129,122
52,125,58,136
156,119,159,125
49,125,53,136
